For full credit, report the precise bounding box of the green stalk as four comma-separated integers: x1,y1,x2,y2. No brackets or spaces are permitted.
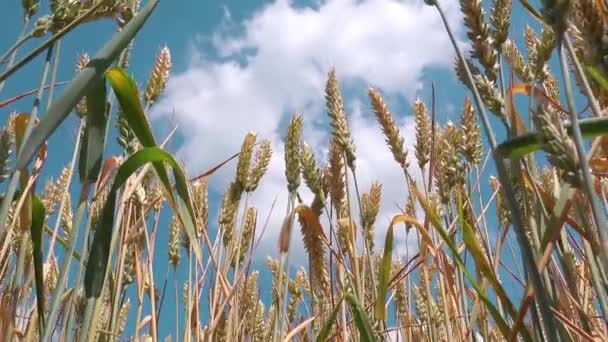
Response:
108,206,131,341
46,39,62,110
0,43,55,239
44,120,84,266
430,1,560,340
274,194,296,342
10,231,28,291
42,190,90,341
342,157,362,301
558,41,608,271
81,296,98,341
0,19,30,93
8,43,55,296
0,0,106,84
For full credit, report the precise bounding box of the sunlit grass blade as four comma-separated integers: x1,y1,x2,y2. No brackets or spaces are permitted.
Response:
105,66,202,263
14,0,159,171
84,146,197,298
43,76,109,341
105,67,156,146
413,187,528,341
496,117,608,158
586,65,608,91
31,194,46,333
345,292,376,342
457,195,519,321
315,294,345,342
374,224,393,321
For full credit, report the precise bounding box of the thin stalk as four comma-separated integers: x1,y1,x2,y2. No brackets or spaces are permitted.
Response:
9,44,55,301
343,156,362,301
45,120,83,266
421,262,437,342
0,31,33,65
46,39,62,110
174,270,179,342
0,43,54,241
432,2,561,340
0,0,106,84
574,201,608,327
185,247,193,342
560,38,608,267
0,19,29,93
351,169,378,303
71,202,94,290
10,231,28,291
134,238,145,341
142,210,158,342
227,194,251,339
43,188,90,341
475,166,506,319
83,296,101,342
274,194,296,342
109,203,132,341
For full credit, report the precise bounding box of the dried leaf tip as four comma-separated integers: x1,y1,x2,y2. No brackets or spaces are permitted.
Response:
369,88,408,168
145,46,172,105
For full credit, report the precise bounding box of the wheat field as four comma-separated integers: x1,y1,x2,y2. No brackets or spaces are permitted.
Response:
1,0,608,341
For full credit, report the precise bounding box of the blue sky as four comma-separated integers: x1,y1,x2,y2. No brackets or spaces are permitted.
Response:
0,0,551,339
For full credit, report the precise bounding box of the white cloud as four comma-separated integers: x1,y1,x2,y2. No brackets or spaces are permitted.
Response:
152,0,464,263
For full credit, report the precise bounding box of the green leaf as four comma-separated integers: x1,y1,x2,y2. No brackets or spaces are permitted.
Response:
315,294,345,342
105,67,156,147
457,196,520,324
374,224,393,320
345,292,376,342
587,65,608,91
31,195,46,332
105,67,202,264
15,0,159,171
412,187,523,341
85,147,199,298
496,117,608,158
78,78,108,184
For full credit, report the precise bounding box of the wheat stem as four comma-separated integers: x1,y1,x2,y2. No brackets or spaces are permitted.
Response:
431,1,561,340
46,39,62,110
558,40,608,271
43,188,90,340
0,19,30,94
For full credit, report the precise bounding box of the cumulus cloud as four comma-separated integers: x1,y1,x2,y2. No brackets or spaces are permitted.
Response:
152,0,464,262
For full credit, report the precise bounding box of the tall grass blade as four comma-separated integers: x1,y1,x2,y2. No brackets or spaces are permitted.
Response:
105,66,202,262
15,0,159,171
457,195,518,321
345,292,376,342
30,194,46,333
374,224,393,321
84,146,198,298
79,79,108,184
315,295,345,342
586,65,608,92
413,187,527,341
